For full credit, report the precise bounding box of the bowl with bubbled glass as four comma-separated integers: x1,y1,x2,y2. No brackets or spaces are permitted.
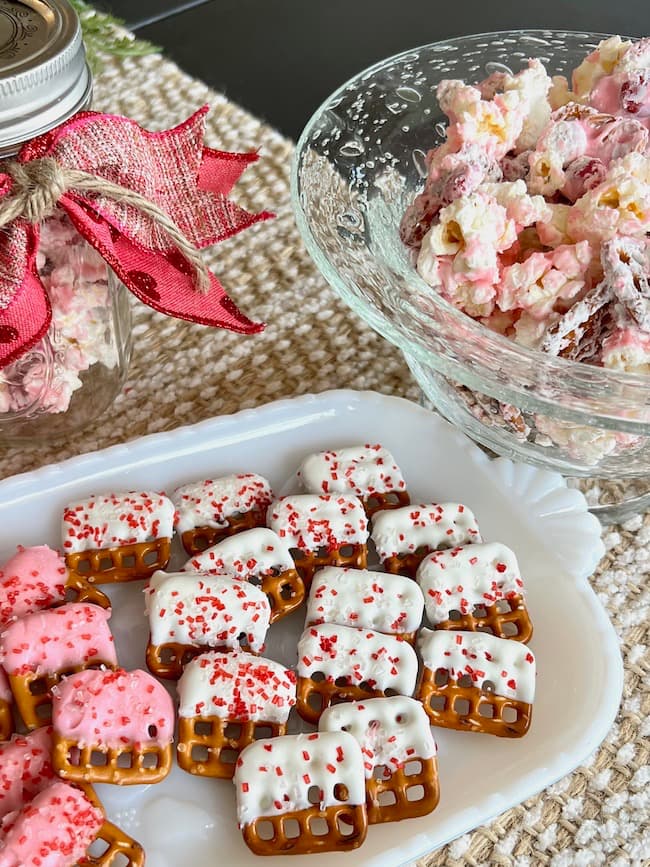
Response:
292,29,650,523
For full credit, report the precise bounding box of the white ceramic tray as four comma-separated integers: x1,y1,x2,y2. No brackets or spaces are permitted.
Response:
0,390,622,867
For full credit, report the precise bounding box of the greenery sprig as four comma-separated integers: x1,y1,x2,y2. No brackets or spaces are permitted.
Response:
69,0,160,72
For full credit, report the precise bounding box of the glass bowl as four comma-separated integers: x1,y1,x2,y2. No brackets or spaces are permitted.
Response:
291,29,650,523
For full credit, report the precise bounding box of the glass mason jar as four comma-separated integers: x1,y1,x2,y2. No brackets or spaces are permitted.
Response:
0,0,132,442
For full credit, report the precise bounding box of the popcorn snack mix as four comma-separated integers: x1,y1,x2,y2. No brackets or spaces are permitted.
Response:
145,571,271,679
267,494,369,588
305,566,425,642
233,731,368,855
0,544,109,621
403,36,650,376
0,667,12,741
52,667,174,785
183,527,306,623
0,727,145,867
416,542,533,641
0,602,117,729
372,502,482,577
176,651,296,778
417,628,536,737
319,696,439,824
0,212,126,426
172,473,274,555
297,444,409,517
296,622,419,723
62,491,175,584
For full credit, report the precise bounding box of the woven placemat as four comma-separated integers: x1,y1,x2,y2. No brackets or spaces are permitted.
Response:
0,47,647,866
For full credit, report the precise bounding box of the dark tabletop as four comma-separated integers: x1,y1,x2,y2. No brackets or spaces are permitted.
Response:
98,0,649,140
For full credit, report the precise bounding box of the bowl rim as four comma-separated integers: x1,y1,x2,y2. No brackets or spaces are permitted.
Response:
291,28,650,415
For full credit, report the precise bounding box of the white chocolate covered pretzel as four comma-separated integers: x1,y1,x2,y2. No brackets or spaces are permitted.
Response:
306,567,424,637
172,473,273,534
297,445,407,499
371,503,481,561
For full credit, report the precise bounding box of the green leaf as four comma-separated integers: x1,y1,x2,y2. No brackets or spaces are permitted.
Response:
68,0,160,73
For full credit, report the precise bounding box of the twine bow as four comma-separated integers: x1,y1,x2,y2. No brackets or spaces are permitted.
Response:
0,107,271,368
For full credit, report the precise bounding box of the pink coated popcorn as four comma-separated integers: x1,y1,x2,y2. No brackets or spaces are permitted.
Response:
402,33,650,418
567,152,650,244
0,212,118,418
602,324,650,373
498,241,594,319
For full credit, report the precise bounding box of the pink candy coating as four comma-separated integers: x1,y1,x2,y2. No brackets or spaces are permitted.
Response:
0,545,67,629
52,667,174,749
0,603,117,677
0,780,104,867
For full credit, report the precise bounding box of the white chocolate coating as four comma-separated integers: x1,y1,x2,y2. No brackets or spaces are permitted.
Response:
177,651,296,723
371,503,481,561
172,474,273,534
182,528,295,578
416,542,525,623
418,628,536,704
298,623,418,696
306,567,424,635
145,571,270,653
319,696,437,778
62,491,175,553
297,445,407,498
233,731,366,826
267,495,368,552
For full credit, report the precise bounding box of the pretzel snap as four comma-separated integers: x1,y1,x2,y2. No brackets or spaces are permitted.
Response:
417,629,535,737
267,494,369,589
416,542,532,641
145,572,271,680
372,503,482,578
52,668,174,785
0,544,110,621
176,651,296,778
62,491,175,584
296,623,418,724
183,527,306,623
297,444,409,518
0,603,117,729
320,696,440,825
305,566,424,643
173,473,274,555
234,731,368,855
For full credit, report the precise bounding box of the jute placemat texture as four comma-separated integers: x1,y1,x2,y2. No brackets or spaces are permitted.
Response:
0,46,647,866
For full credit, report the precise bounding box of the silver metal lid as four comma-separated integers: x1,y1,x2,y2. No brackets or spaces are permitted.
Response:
0,0,92,156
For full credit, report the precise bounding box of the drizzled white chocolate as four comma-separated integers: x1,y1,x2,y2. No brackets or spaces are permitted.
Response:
305,566,424,635
319,696,437,778
233,731,366,825
416,542,525,623
371,503,481,561
418,628,536,703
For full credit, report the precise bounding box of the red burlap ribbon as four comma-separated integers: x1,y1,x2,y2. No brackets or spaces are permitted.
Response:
0,106,272,368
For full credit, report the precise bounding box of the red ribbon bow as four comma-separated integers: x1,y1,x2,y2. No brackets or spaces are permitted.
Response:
0,106,272,368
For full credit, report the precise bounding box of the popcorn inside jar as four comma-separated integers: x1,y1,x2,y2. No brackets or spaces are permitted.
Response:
0,213,129,421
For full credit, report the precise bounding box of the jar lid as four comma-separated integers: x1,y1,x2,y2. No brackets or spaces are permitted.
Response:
0,0,91,157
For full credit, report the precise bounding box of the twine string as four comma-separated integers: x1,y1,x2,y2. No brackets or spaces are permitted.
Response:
0,157,211,292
